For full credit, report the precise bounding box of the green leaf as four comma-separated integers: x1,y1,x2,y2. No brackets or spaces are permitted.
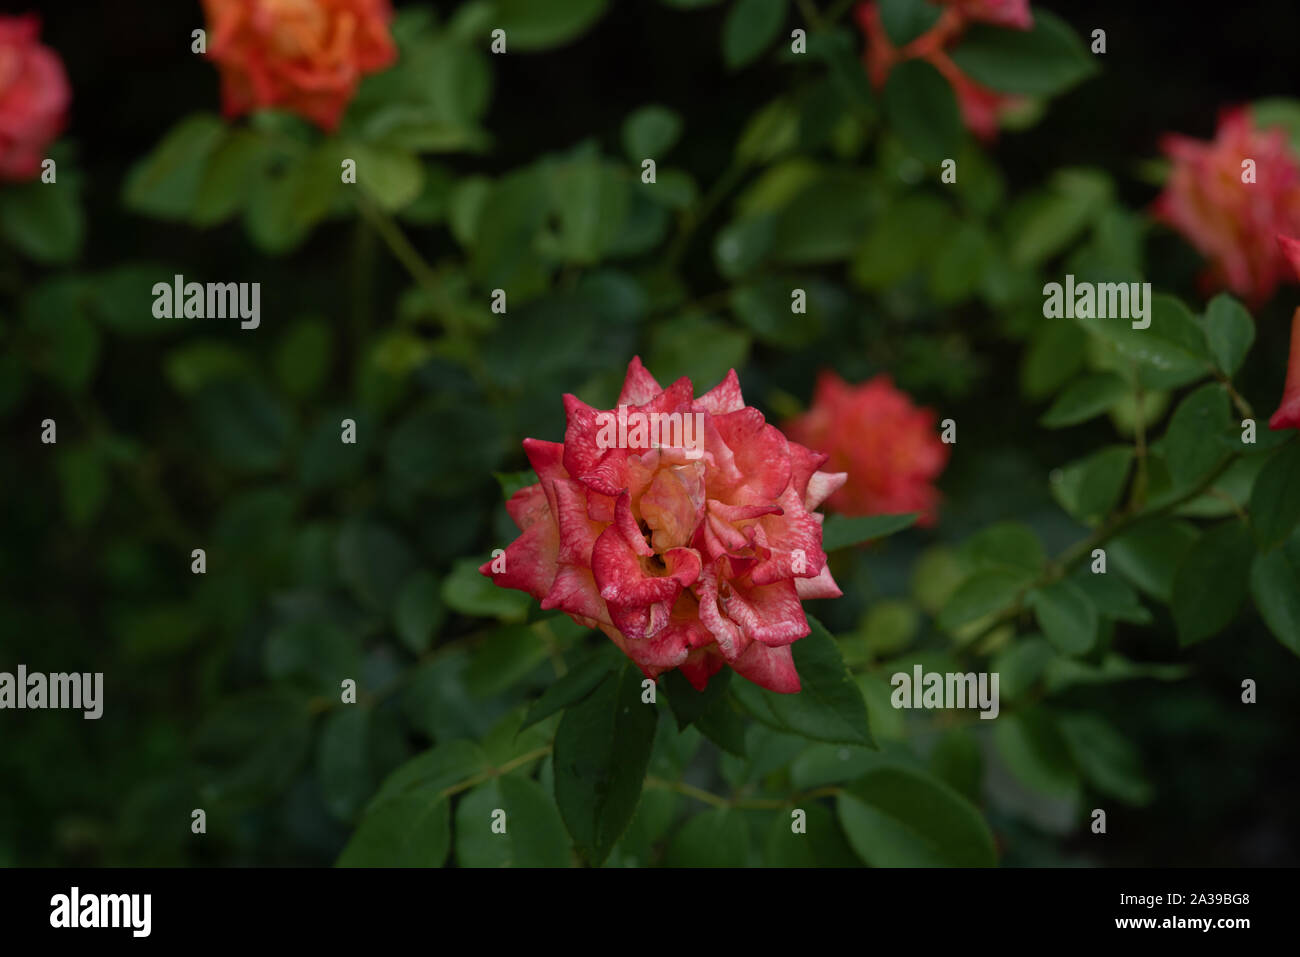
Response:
838,766,996,867
622,105,684,161
317,707,373,821
883,59,962,163
454,776,571,867
1008,169,1109,268
463,624,549,698
244,146,341,255
994,707,1080,798
1203,293,1255,378
264,620,362,696
0,179,84,263
194,380,293,473
731,616,874,746
950,11,1096,97
1075,294,1211,390
1249,440,1300,550
193,690,312,808
1058,713,1152,805
665,808,752,865
821,512,919,550
495,0,608,51
368,739,487,808
394,570,446,655
1027,580,1098,656
1250,532,1300,656
337,790,450,867
55,444,108,527
273,318,332,399
547,154,629,264
661,668,731,730
123,114,226,219
1170,520,1253,647
353,143,424,212
1163,383,1231,489
520,644,618,730
764,803,861,866
442,557,532,621
878,0,941,46
1040,372,1128,428
192,130,269,226
647,314,751,386
928,729,982,805
937,568,1028,632
722,0,787,69
337,520,415,613
958,521,1046,575
553,663,659,865
1050,445,1132,524
1109,517,1200,602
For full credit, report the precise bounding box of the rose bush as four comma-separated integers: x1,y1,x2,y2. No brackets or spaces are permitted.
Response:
5,0,1300,871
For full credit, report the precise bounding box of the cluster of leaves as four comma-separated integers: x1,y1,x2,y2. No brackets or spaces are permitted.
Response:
3,0,1297,868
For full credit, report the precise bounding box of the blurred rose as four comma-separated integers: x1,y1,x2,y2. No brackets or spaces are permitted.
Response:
854,1,1027,141
945,0,1033,30
1153,109,1300,306
1270,235,1300,430
783,371,949,525
481,359,846,694
202,0,397,132
0,14,69,182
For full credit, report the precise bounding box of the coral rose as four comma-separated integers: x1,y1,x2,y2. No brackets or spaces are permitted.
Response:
1270,234,1300,430
854,2,1028,141
0,15,70,182
1153,108,1300,306
201,0,397,132
945,0,1033,30
783,371,949,525
480,358,847,694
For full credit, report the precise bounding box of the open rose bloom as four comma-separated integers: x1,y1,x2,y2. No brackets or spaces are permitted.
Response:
481,359,847,694
1154,109,1300,305
784,371,949,524
202,0,397,132
0,14,70,182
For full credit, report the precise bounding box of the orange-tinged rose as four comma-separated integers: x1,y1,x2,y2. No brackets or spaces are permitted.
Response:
202,0,397,132
0,15,69,182
784,371,950,525
1153,109,1300,306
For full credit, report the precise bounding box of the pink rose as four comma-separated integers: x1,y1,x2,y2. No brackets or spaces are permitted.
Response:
784,371,950,525
1153,108,1300,306
1270,235,1300,430
854,2,1027,142
481,359,847,694
945,0,1033,30
0,15,70,182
